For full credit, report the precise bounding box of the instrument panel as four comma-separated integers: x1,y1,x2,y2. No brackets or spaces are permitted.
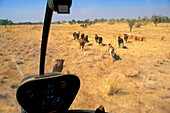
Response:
16,74,80,113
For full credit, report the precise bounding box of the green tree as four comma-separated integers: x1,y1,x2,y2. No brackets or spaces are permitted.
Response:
108,19,115,25
71,19,76,24
69,19,76,25
138,16,141,22
0,19,10,27
99,18,107,23
126,18,130,22
7,20,13,25
120,18,125,22
163,16,169,23
116,19,119,22
69,21,74,25
141,16,148,22
77,20,82,24
127,19,136,32
62,21,67,24
84,19,90,23
94,19,99,23
138,16,141,20
151,15,160,27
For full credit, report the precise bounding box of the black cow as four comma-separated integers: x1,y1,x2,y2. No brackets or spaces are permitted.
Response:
73,31,80,40
98,37,103,45
118,36,124,48
81,33,85,39
73,32,76,40
84,35,89,43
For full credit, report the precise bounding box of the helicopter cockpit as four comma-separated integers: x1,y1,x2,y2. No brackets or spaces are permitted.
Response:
16,0,104,113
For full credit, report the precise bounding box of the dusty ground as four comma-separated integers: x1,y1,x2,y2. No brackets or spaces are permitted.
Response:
0,23,170,113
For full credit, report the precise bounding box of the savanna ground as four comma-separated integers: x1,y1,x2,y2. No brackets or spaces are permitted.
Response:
0,22,170,113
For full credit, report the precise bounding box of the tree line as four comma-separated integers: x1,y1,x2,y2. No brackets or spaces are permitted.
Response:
68,15,170,25
0,19,43,28
1,15,170,28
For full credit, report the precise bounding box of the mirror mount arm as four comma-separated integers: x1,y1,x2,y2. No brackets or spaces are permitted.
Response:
39,4,53,75
39,0,72,75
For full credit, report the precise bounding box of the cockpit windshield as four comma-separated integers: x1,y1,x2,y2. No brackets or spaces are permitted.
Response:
0,0,170,113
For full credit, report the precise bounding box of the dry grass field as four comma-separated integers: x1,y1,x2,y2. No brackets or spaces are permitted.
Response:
0,22,170,113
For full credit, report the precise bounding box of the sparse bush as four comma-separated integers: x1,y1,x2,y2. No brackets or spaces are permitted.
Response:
108,19,115,25
151,15,161,27
127,19,136,32
98,18,107,23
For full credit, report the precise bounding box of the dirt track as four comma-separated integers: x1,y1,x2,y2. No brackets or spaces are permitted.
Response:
0,23,170,113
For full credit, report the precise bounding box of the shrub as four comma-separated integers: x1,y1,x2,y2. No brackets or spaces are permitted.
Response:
151,15,161,27
127,19,136,32
108,19,115,25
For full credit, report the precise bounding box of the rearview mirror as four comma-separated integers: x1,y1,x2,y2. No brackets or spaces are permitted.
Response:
48,0,72,14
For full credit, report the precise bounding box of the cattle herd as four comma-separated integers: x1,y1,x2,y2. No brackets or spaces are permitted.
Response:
80,23,94,28
73,31,104,51
73,32,90,50
52,31,147,73
72,31,146,60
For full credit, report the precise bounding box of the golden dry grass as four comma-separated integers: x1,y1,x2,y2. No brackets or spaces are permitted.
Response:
0,23,170,113
0,100,15,113
135,23,141,28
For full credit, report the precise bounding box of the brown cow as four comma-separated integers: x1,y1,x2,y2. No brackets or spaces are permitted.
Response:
95,105,105,113
141,36,146,41
108,43,115,59
95,34,99,43
134,36,138,41
79,38,86,51
52,59,64,73
95,34,103,45
134,35,146,41
128,34,134,39
124,34,128,43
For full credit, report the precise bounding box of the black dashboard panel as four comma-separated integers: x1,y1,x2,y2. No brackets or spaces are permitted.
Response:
16,74,80,113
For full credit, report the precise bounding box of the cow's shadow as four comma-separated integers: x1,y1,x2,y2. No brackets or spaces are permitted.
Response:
84,48,91,51
87,43,93,46
122,46,128,49
101,43,107,46
127,41,132,43
113,53,122,61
